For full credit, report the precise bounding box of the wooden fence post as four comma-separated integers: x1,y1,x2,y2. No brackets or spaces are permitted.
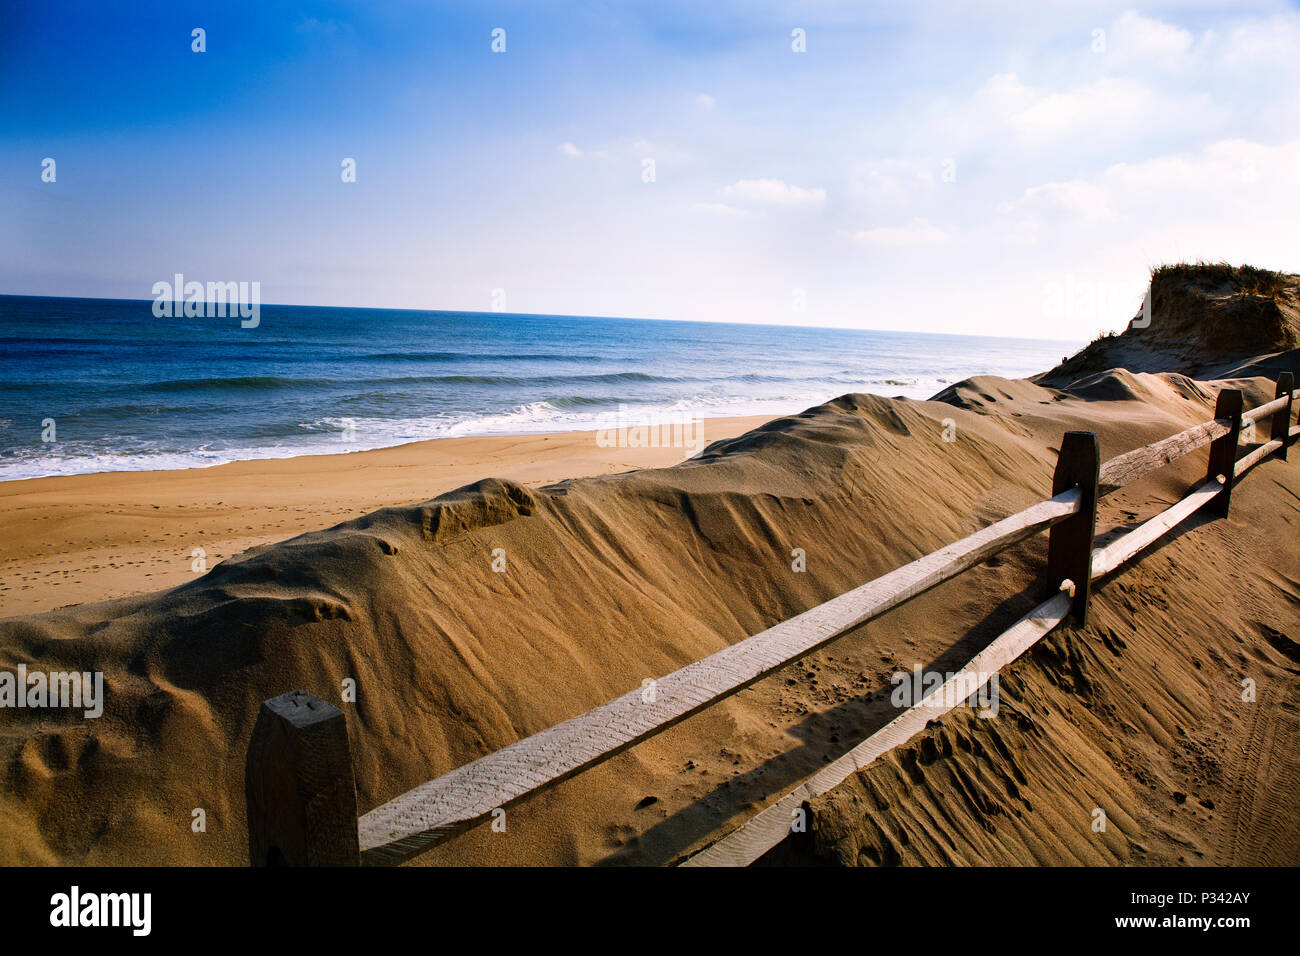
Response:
1046,431,1100,626
1205,388,1243,518
246,690,361,866
1272,372,1294,462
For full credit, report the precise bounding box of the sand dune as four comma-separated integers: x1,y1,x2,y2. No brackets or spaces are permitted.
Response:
780,376,1300,866
0,418,773,617
1,361,1296,865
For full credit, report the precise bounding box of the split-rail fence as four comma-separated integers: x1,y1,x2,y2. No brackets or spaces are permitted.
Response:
244,374,1298,867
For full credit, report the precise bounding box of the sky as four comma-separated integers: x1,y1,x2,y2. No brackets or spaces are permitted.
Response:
2,0,1298,340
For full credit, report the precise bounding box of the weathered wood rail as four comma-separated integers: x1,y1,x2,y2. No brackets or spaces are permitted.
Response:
245,377,1297,866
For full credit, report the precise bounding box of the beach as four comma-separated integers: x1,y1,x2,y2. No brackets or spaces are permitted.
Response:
1,365,1297,867
0,265,1298,868
0,416,773,616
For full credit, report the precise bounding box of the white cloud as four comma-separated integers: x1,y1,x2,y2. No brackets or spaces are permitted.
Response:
850,158,938,207
690,202,747,217
1003,180,1115,224
1100,138,1297,214
1109,10,1195,63
931,5,1300,157
848,218,948,246
997,136,1300,262
939,72,1037,145
1006,76,1166,139
692,93,716,110
721,178,826,205
557,142,583,159
1219,13,1300,70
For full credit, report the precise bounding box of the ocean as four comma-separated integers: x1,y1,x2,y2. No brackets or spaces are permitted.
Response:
0,295,1081,482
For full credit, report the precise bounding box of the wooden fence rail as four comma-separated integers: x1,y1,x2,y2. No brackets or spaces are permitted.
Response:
245,385,1298,866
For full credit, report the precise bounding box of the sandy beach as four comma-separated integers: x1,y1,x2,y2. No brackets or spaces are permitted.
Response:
2,367,1298,867
0,417,773,617
1,265,1298,869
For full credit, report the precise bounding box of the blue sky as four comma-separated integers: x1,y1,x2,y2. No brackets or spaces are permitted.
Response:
3,0,1299,338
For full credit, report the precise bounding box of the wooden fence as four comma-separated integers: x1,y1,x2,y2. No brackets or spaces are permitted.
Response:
244,374,1298,867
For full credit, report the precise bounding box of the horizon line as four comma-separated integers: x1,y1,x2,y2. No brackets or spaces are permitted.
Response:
0,291,1087,346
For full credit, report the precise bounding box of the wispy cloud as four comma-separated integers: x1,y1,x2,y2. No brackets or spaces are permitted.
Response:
848,219,948,246
690,201,746,217
721,178,826,206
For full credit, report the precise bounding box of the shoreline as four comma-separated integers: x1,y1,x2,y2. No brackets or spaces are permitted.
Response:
0,404,806,486
2,295,1083,486
0,415,775,616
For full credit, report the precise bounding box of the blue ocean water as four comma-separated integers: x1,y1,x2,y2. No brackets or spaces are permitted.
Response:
0,295,1081,481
